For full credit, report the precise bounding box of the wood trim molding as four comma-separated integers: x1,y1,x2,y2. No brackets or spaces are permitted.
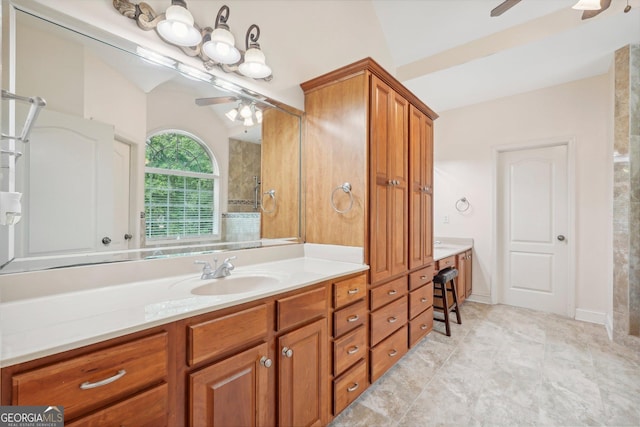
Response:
300,57,438,121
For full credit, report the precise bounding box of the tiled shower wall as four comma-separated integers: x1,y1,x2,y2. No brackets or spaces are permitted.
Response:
228,138,261,212
613,45,640,349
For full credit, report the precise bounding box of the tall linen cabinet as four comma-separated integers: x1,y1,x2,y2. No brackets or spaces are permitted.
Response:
301,58,438,406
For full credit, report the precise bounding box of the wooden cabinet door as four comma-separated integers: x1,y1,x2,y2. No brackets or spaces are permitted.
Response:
457,253,466,303
190,342,271,427
370,76,409,284
465,250,473,296
278,318,327,427
409,105,434,270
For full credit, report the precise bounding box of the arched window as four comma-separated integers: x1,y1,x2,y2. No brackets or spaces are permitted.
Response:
144,130,220,241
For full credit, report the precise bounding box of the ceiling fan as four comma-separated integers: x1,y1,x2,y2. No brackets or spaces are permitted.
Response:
490,0,614,19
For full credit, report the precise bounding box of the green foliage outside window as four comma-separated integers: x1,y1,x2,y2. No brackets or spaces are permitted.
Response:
145,132,218,240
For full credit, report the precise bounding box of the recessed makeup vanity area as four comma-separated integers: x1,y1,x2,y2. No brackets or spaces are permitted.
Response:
0,1,474,425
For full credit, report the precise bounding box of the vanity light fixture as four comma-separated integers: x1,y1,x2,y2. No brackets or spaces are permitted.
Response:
202,5,241,65
113,0,273,81
238,25,272,79
156,0,202,47
572,0,601,10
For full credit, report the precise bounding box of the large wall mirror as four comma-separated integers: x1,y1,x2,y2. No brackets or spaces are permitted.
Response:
0,3,302,273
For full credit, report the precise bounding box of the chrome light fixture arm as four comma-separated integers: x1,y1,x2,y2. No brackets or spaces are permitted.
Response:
112,0,272,81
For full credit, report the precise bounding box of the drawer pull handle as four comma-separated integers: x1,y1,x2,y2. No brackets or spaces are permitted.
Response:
421,297,428,303
347,315,360,322
347,382,360,392
387,289,398,295
347,345,360,355
260,356,273,368
80,369,126,390
347,288,359,295
387,316,398,323
388,349,398,357
421,324,429,330
420,276,427,280
282,347,293,358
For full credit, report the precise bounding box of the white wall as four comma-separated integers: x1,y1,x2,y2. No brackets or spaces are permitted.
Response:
434,74,613,318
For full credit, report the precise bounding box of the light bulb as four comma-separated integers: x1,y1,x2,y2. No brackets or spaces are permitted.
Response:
244,117,254,126
225,108,239,121
239,104,252,119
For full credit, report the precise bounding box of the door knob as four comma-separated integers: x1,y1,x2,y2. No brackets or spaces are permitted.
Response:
124,233,133,240
101,237,111,245
557,235,566,241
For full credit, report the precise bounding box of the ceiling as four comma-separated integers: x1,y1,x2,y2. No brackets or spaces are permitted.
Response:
371,0,640,112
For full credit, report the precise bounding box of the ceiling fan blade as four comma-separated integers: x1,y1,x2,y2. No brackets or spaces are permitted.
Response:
581,0,612,19
195,96,240,106
490,0,522,17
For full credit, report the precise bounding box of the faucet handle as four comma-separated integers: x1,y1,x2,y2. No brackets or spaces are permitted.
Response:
194,260,212,273
223,256,237,264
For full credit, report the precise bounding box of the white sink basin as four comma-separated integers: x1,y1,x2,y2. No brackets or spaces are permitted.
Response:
190,274,281,296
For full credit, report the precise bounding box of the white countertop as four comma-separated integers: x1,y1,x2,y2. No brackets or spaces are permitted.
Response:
0,255,368,367
433,244,473,262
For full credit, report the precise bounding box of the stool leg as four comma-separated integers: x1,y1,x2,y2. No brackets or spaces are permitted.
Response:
441,281,451,336
449,279,462,325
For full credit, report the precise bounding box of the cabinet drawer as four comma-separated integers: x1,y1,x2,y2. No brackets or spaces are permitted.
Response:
409,282,433,320
11,333,168,421
334,299,367,337
370,325,408,382
370,296,407,347
435,255,456,271
277,285,328,331
333,325,366,376
189,304,268,366
333,359,367,416
409,264,434,290
409,306,433,348
370,276,407,311
66,383,168,427
333,274,367,309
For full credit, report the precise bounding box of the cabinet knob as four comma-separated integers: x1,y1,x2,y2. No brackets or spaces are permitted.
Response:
388,179,394,186
260,356,272,368
282,347,293,358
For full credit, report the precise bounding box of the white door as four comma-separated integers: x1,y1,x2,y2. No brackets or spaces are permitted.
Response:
15,109,115,256
498,144,569,315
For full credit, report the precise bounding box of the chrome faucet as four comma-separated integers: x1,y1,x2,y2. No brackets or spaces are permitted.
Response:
195,256,237,279
212,256,236,278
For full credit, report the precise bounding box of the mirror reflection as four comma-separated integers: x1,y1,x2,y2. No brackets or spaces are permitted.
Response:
0,7,301,273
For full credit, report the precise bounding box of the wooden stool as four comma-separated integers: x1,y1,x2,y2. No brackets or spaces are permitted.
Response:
433,267,461,336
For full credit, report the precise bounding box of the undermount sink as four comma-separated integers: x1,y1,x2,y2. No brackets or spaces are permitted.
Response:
190,274,281,296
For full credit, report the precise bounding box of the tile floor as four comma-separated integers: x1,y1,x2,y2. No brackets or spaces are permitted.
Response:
330,302,640,427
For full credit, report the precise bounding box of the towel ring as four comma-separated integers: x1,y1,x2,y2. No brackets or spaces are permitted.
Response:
455,197,470,212
330,182,354,214
261,189,276,214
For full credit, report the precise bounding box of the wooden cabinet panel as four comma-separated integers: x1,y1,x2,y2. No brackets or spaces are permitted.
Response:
409,106,434,269
466,251,473,295
370,325,408,382
370,296,407,347
189,342,270,427
11,333,168,421
408,264,434,290
370,276,407,311
188,304,268,366
333,325,366,376
333,274,367,309
409,282,434,320
278,318,327,427
457,253,467,303
369,76,409,285
277,286,328,331
334,299,367,337
409,307,434,348
66,384,168,427
333,359,367,416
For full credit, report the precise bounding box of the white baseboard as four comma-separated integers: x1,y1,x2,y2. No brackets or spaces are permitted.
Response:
575,308,607,325
465,294,492,304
